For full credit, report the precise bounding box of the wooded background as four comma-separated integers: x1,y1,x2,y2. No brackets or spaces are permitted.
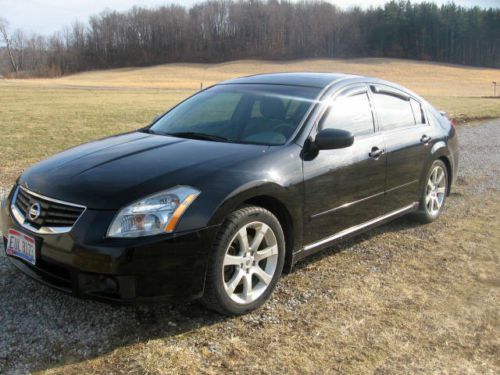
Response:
1,0,499,77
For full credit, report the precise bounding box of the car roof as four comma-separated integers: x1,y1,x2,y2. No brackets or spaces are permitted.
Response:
219,72,357,89
217,72,427,104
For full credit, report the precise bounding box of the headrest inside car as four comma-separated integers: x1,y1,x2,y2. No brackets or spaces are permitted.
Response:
260,97,286,120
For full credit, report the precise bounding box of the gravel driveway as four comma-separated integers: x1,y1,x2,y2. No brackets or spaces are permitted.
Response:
0,119,499,374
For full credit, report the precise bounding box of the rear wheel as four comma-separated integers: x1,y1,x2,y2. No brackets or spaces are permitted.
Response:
201,206,285,315
413,160,448,223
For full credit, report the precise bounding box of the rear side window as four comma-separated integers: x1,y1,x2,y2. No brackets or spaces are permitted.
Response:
320,92,375,136
373,92,415,131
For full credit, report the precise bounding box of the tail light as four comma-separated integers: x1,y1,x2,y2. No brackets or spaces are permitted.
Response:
439,110,456,129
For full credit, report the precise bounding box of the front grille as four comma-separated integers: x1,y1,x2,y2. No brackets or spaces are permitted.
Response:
14,187,85,228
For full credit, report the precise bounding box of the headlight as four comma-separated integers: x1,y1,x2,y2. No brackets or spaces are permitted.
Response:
107,186,200,238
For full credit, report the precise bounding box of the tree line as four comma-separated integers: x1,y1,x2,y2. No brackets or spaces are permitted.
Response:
0,0,499,77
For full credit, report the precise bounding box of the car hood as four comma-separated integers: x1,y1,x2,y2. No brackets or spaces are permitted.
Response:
19,132,270,209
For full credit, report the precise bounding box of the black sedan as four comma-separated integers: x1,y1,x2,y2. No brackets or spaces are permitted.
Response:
1,73,458,315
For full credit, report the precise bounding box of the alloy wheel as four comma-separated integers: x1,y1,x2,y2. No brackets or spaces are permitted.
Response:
222,221,278,304
425,165,447,216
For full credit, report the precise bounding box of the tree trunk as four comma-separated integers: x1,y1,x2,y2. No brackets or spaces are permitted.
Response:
0,28,19,74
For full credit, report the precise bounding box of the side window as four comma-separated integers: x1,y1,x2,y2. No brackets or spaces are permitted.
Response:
410,98,426,125
373,92,416,131
320,92,375,136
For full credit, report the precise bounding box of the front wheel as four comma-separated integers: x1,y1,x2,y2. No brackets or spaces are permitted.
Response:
201,206,285,315
413,159,448,223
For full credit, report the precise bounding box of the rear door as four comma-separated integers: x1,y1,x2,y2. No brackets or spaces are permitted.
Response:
370,85,431,211
302,85,387,246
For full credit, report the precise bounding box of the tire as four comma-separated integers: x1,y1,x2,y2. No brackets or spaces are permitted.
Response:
201,206,285,315
413,159,449,223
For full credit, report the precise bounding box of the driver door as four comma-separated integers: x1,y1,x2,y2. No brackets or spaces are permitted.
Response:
302,85,387,247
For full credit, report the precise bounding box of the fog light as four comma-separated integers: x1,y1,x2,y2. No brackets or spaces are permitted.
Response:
99,276,118,293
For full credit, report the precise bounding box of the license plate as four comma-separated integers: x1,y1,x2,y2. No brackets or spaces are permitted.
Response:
6,229,37,265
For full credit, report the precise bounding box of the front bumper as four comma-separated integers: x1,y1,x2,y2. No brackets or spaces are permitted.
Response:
1,193,219,303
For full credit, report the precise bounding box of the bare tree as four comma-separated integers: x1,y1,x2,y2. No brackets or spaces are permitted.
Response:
0,17,19,74
12,29,26,70
1,1,500,77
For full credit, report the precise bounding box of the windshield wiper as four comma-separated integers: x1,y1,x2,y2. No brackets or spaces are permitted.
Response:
166,132,234,143
143,128,161,135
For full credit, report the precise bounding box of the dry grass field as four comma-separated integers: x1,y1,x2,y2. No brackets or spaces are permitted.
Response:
5,58,500,123
0,58,499,374
8,58,499,97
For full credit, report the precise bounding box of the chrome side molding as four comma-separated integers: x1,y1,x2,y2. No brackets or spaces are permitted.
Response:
310,190,385,219
304,202,418,251
310,180,418,220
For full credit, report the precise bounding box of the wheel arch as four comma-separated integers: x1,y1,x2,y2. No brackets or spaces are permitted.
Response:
242,195,295,273
437,155,453,196
207,182,302,274
426,141,453,196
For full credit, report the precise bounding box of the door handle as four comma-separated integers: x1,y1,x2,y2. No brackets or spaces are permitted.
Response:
421,134,432,144
369,147,385,159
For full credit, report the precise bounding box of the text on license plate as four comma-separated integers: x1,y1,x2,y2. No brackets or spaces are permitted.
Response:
6,229,36,265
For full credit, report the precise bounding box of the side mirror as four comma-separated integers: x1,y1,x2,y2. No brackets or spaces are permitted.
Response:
315,128,354,150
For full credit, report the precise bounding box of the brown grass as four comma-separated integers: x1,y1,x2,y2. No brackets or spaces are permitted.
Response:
10,58,500,97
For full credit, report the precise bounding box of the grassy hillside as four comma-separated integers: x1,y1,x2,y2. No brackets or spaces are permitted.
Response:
0,58,499,185
5,58,500,121
9,58,498,96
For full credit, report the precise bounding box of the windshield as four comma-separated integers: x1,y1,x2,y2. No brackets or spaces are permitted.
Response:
149,84,321,145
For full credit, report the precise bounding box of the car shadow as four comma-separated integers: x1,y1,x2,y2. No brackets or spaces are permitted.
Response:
0,215,424,373
0,251,229,373
293,215,424,271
